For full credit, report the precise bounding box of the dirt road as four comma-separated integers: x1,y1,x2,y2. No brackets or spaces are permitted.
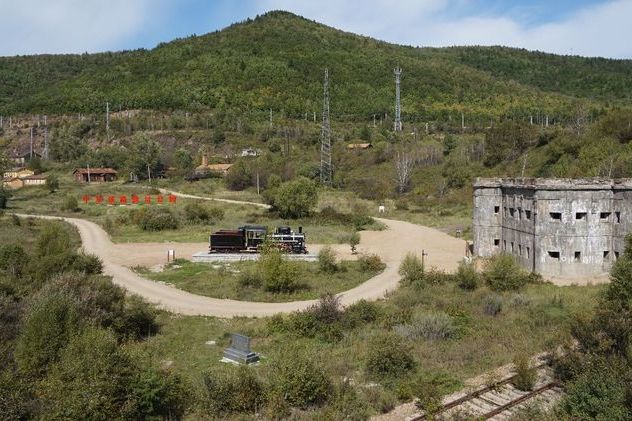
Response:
158,188,272,209
18,213,466,318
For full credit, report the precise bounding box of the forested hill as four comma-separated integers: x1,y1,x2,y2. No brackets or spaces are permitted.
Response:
1,10,631,119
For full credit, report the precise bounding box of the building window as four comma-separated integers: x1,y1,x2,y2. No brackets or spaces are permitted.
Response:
604,251,610,260
548,251,560,259
575,212,587,220
494,239,500,246
509,208,515,218
518,244,522,256
503,240,507,250
526,246,530,258
550,212,562,221
615,212,621,223
525,210,531,220
615,251,620,260
511,242,514,253
494,206,500,214
574,251,581,262
600,212,611,221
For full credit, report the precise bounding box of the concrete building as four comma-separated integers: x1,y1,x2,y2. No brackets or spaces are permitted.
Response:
473,178,632,279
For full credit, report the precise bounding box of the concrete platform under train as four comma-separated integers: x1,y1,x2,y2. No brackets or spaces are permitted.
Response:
192,252,318,263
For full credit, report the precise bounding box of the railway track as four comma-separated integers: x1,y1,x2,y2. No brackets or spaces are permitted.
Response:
408,364,563,420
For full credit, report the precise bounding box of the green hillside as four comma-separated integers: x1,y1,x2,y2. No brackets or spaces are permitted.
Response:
1,11,631,120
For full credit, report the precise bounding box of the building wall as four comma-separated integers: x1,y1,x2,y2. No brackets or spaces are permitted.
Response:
472,181,502,257
473,178,632,279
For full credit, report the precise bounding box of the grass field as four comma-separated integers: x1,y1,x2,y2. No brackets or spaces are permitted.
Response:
131,278,602,416
136,258,381,302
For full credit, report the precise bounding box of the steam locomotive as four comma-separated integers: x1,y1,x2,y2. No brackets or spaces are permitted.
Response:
209,225,308,254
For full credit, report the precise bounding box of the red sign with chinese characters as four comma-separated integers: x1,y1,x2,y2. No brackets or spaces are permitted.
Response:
131,195,139,204
107,195,115,205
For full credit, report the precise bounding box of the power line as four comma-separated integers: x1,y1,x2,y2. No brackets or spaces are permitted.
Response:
394,65,402,132
320,68,332,185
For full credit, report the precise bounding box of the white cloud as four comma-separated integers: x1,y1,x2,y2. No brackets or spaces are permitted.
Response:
0,0,157,56
255,0,632,58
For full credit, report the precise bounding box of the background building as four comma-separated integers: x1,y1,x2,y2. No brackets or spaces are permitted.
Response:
473,178,632,278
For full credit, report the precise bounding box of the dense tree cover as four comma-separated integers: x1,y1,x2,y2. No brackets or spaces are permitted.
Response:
0,11,629,120
0,218,187,419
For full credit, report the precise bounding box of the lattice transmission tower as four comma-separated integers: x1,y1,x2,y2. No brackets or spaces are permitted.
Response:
394,66,402,131
320,68,332,185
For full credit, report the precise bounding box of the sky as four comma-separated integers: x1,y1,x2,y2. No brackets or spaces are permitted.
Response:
1,0,630,58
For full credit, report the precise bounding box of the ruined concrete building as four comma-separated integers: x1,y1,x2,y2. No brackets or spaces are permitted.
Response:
473,178,632,279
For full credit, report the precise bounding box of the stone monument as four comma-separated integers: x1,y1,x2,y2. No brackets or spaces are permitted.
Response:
223,333,260,364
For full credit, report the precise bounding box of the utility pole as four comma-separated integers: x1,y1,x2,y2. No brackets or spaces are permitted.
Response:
320,68,332,185
461,112,465,131
43,127,49,160
147,163,152,183
106,102,110,135
394,66,402,131
256,172,260,195
30,127,34,160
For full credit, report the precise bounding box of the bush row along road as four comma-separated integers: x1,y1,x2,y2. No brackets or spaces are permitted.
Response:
18,197,466,317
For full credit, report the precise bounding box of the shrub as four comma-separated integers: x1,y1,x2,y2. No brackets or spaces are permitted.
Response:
259,248,299,293
348,231,360,254
394,312,456,341
365,332,416,378
512,354,537,391
509,293,531,307
560,357,631,420
116,295,159,340
358,254,386,272
423,268,453,285
483,294,503,316
272,177,318,219
0,244,29,277
483,254,529,291
456,261,479,290
36,222,73,257
287,294,344,341
318,246,338,273
183,202,224,224
46,174,59,192
61,195,79,212
238,269,262,288
399,253,425,285
345,299,380,326
362,386,397,414
14,292,80,376
137,207,179,231
0,189,11,209
72,253,103,275
202,366,265,414
271,350,331,408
